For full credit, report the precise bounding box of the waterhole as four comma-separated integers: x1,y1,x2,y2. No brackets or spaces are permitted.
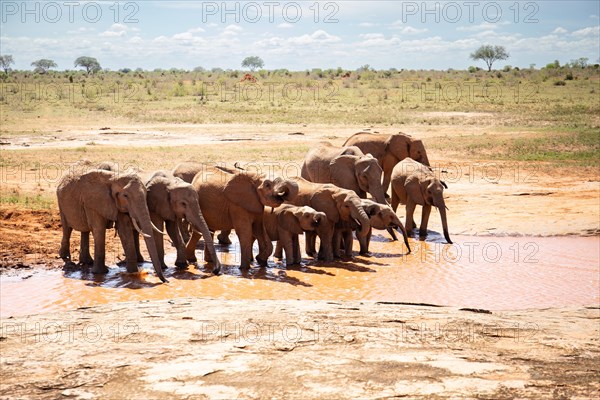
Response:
1,234,598,317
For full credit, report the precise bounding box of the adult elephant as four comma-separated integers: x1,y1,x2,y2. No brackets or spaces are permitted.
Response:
301,142,388,204
287,177,370,261
57,169,168,282
139,171,221,274
185,169,298,269
390,158,452,244
343,132,430,194
173,162,234,245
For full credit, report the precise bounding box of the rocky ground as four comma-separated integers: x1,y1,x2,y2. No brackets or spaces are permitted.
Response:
1,299,598,399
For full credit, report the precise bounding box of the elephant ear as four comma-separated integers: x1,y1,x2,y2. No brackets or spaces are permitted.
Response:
330,155,361,194
278,209,304,235
224,173,264,214
404,175,425,205
311,189,339,223
147,178,174,220
386,134,410,161
362,201,379,218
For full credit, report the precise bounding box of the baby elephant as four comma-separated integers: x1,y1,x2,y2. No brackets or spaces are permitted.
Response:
264,205,326,265
391,158,452,244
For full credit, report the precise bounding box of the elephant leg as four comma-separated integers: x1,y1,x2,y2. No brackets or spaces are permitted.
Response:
342,229,353,257
133,230,144,263
79,231,94,265
204,231,215,263
382,170,392,197
253,220,272,267
292,234,302,265
117,214,139,273
359,227,372,255
279,231,296,266
305,231,318,258
274,240,283,259
419,204,432,238
405,200,417,235
316,224,334,262
185,231,201,263
217,229,232,245
178,218,191,244
166,220,187,269
234,223,254,270
332,228,343,258
58,211,72,261
91,224,108,274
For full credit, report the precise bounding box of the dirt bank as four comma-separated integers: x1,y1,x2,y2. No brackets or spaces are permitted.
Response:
0,299,598,399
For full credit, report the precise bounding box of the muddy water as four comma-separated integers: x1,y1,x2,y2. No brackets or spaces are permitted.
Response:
1,235,598,317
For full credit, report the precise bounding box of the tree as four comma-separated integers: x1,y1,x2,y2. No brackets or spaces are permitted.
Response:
241,56,264,71
470,45,510,72
0,55,14,74
74,56,101,75
31,59,57,74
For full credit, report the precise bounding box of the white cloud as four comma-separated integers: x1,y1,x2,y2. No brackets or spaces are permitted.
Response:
277,23,294,29
590,14,599,19
457,22,501,32
288,30,341,45
552,27,568,34
359,22,378,28
398,26,428,34
222,25,243,36
571,26,600,37
99,23,129,38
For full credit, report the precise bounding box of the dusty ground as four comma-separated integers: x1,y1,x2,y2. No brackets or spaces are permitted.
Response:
1,299,598,399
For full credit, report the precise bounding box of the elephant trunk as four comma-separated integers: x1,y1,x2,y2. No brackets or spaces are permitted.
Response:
436,199,452,244
187,208,221,274
352,205,371,238
371,186,389,206
391,214,411,253
132,207,168,283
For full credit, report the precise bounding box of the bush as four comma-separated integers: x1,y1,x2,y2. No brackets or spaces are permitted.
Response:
565,72,574,80
554,80,566,86
468,66,479,73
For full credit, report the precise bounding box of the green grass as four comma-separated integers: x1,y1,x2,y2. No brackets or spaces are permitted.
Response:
0,192,55,210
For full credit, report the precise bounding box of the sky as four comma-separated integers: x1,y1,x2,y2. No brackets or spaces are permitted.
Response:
1,0,599,71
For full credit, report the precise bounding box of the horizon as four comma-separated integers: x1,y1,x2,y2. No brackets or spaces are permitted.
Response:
1,1,599,71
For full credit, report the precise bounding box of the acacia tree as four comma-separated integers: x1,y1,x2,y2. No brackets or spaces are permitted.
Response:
31,59,57,74
470,45,510,72
74,56,101,75
0,55,14,74
241,56,264,71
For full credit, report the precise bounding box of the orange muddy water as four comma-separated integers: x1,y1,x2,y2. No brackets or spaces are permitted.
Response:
1,234,598,317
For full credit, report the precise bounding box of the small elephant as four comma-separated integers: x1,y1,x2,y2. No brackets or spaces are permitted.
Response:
186,169,298,269
391,158,452,244
138,171,221,274
356,199,411,255
287,177,371,261
343,132,430,194
57,168,167,282
264,204,326,265
301,142,388,204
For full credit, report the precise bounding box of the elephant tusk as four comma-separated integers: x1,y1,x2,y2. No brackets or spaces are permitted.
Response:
132,218,152,238
445,205,450,211
151,221,166,235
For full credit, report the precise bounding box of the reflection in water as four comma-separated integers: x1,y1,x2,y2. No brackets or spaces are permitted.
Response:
1,235,598,317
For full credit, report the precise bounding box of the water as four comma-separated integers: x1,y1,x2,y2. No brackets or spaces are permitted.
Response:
1,235,598,317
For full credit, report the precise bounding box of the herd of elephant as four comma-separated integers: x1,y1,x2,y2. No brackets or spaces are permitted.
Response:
56,132,451,283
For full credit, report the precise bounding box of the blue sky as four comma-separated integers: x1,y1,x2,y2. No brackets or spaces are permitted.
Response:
1,1,599,70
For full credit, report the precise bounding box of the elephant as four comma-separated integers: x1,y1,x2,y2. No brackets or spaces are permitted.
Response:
264,204,326,265
173,162,235,245
57,169,168,282
355,199,411,255
135,171,221,274
301,142,388,204
286,177,371,261
343,132,430,194
185,168,298,269
390,158,452,244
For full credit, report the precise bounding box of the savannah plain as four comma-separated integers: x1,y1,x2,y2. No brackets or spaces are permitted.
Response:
1,66,599,398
